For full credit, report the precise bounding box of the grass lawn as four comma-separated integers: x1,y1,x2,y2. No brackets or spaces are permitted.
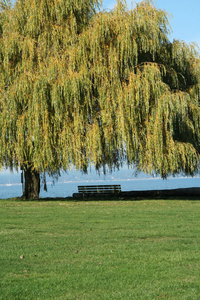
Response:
0,198,200,299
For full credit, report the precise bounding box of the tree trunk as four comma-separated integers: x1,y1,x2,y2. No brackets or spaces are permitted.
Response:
23,167,40,199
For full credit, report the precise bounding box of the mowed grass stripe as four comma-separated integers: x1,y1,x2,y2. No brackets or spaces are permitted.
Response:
0,199,200,299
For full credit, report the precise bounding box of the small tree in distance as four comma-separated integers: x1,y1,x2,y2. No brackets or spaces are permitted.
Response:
0,0,200,199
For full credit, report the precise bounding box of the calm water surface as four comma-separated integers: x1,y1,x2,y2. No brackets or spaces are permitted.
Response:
0,168,200,199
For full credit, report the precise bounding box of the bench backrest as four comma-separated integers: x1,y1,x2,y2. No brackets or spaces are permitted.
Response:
78,185,121,194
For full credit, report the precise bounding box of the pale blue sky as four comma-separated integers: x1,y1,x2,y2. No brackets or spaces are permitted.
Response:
103,0,200,45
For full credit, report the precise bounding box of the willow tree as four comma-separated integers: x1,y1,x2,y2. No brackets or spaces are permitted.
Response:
0,0,200,199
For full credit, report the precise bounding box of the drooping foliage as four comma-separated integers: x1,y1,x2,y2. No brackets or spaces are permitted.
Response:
0,0,200,197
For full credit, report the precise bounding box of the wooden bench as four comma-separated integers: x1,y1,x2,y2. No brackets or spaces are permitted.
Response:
75,185,121,198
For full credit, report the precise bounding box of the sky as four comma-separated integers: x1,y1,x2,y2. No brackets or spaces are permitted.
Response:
103,0,200,46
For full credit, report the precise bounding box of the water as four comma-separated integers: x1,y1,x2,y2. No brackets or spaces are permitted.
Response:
0,168,200,199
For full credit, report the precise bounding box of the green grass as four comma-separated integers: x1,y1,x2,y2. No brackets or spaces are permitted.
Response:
0,198,200,299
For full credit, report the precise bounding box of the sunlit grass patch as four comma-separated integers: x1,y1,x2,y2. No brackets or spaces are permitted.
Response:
0,198,200,299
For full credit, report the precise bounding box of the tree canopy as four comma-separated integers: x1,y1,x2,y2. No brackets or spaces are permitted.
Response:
0,0,200,198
